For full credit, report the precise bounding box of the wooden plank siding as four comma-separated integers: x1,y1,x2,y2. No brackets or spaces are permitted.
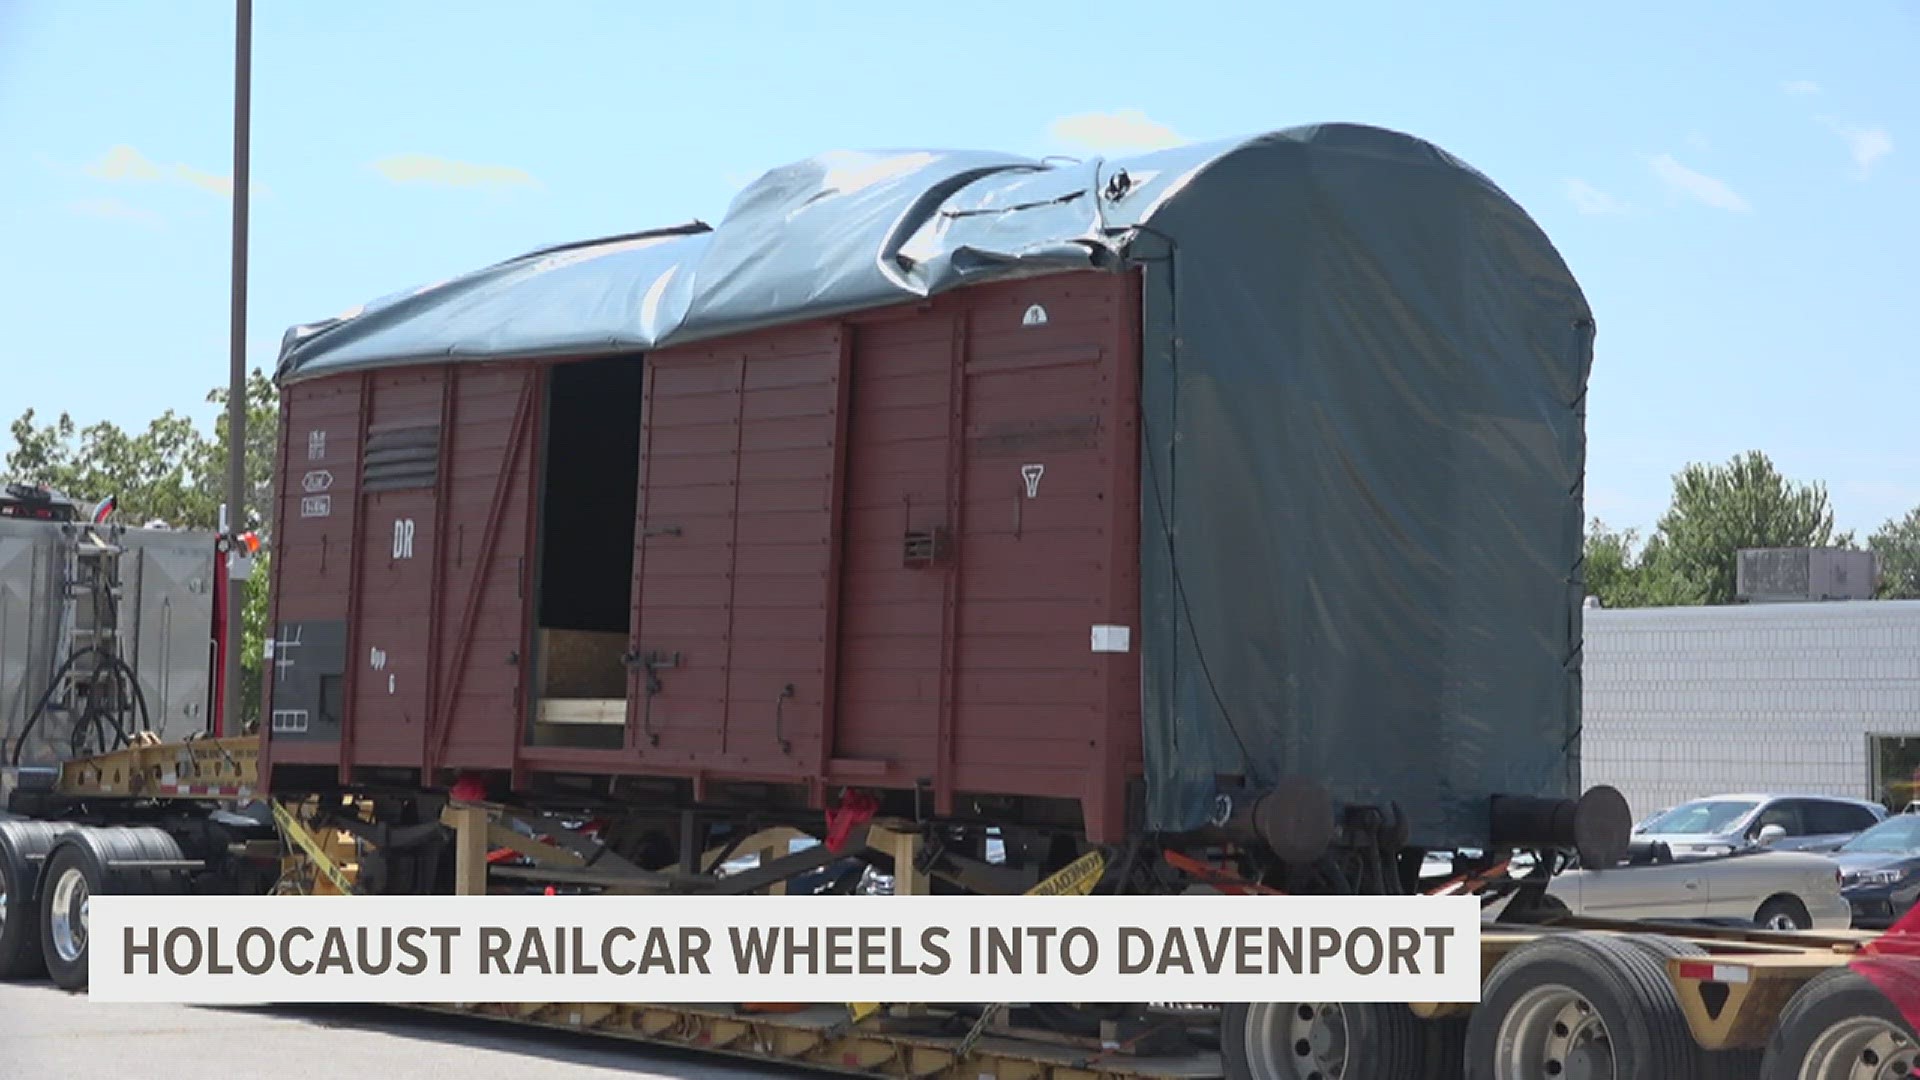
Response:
264,271,1143,841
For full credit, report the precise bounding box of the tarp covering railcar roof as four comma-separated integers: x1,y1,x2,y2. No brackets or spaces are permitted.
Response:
275,126,1432,382
277,123,1595,849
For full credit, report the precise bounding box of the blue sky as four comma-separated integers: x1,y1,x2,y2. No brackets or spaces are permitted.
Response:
1,1,1913,535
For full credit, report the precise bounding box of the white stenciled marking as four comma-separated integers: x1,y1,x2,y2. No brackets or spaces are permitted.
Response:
272,625,304,677
1021,464,1045,499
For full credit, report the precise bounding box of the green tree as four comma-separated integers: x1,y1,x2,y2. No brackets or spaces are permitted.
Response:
1582,520,1704,608
1871,507,1920,599
1651,450,1850,605
7,407,217,527
199,368,280,534
6,371,279,727
1583,520,1640,608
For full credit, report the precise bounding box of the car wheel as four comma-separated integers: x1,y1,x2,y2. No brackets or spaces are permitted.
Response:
1757,896,1813,931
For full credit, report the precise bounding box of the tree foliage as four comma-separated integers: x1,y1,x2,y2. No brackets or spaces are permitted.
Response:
1583,521,1703,608
1651,451,1850,605
1871,507,1920,600
1586,451,1852,608
6,371,278,726
6,369,277,533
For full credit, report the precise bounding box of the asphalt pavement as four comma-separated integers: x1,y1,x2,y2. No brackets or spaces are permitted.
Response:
0,978,803,1079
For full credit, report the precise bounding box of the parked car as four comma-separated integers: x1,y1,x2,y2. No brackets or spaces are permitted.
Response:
1830,814,1920,929
1631,793,1886,858
1543,846,1850,930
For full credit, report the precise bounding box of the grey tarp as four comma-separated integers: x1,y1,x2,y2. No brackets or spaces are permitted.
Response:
278,123,1594,849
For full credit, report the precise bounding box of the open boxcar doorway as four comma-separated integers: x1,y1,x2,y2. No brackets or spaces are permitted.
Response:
529,356,643,750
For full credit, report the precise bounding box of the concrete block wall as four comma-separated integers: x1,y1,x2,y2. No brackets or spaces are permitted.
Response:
1580,600,1920,820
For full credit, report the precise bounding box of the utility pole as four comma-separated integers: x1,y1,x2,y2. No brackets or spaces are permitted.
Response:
222,0,252,735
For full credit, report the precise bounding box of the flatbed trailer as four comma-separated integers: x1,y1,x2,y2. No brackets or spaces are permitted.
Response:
5,734,1920,1080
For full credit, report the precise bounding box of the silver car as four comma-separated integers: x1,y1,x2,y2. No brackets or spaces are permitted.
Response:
1545,848,1851,930
1632,793,1886,858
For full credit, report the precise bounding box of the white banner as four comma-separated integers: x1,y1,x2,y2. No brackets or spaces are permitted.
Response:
91,894,1482,1004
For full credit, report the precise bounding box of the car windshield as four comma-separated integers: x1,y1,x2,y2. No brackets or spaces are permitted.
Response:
1640,800,1757,835
1841,815,1920,854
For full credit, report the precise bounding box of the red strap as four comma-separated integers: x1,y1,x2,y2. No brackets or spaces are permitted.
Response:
825,792,880,853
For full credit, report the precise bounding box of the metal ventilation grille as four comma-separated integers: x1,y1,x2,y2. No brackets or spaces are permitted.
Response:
362,424,441,492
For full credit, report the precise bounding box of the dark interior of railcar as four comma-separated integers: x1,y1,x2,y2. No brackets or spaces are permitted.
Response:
529,356,642,749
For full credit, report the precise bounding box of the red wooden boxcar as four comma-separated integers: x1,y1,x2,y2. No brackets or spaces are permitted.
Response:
265,123,1618,868
267,272,1144,841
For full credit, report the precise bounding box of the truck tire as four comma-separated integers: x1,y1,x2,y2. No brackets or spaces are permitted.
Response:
1464,932,1698,1079
38,826,187,991
1426,1013,1468,1079
1760,964,1920,1080
0,820,77,978
1221,1001,1430,1079
1618,933,1765,1079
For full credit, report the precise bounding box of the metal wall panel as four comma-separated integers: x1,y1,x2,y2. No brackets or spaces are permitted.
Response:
117,528,218,742
0,523,60,762
1581,601,1920,818
0,520,214,764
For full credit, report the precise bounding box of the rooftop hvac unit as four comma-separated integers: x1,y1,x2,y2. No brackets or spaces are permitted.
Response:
1736,547,1879,603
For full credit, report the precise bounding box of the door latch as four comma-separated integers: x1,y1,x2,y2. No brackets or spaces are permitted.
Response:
624,649,681,747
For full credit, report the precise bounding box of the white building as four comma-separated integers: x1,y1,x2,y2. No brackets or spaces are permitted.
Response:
1580,600,1920,820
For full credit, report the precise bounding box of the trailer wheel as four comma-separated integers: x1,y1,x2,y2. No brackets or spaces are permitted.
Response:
1464,932,1699,1079
1617,933,1765,1079
38,826,187,991
1426,1014,1468,1079
1760,965,1920,1080
0,820,77,978
1222,1001,1429,1079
